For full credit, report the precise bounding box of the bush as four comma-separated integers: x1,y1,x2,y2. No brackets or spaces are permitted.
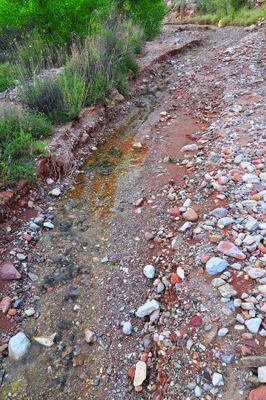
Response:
0,106,52,182
0,62,15,92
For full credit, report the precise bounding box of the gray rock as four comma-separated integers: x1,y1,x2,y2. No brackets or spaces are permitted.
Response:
157,281,165,293
245,217,259,232
206,257,228,275
195,386,202,397
218,283,237,297
211,278,226,287
221,354,235,364
34,216,44,225
16,253,26,261
136,299,160,318
211,207,228,219
242,173,260,183
217,217,234,228
143,265,155,279
181,144,198,151
29,222,40,232
8,332,31,360
245,318,262,333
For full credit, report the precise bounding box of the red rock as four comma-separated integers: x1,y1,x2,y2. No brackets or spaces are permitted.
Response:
198,267,204,274
258,243,266,254
0,261,21,280
27,254,33,262
249,385,266,400
169,208,180,217
140,353,148,362
232,173,242,182
22,233,32,242
170,274,182,285
183,208,198,221
242,345,253,356
128,365,136,379
191,315,202,327
135,386,142,392
0,297,12,314
211,316,220,322
244,339,256,348
217,241,246,260
201,255,210,263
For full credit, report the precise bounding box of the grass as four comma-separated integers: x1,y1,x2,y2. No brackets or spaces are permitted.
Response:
0,62,15,92
0,106,52,183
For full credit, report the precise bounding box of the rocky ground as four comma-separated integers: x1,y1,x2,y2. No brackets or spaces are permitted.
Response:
1,22,266,400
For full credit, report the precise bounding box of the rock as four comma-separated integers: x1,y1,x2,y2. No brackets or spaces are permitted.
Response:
212,372,224,386
217,217,234,228
248,268,266,279
0,261,21,280
244,24,258,32
85,328,96,344
218,328,228,337
183,208,198,221
206,257,228,275
34,333,56,347
34,216,44,224
169,207,180,217
204,325,218,345
135,198,144,207
101,256,108,263
218,283,237,297
8,332,31,360
29,222,40,232
43,222,54,229
16,253,26,261
136,299,160,318
245,318,262,333
122,322,132,335
50,188,61,196
143,265,155,279
176,267,185,280
143,335,152,349
249,386,266,400
258,367,266,383
241,356,266,368
246,217,259,232
221,354,235,364
211,207,228,219
212,278,226,287
242,173,260,183
46,178,54,184
133,361,146,386
195,386,202,397
258,285,266,295
217,241,246,260
0,297,12,314
179,221,192,232
181,144,198,151
22,233,32,242
133,142,142,148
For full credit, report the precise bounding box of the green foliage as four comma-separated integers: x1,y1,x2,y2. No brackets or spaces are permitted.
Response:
0,105,52,182
116,0,166,37
0,62,15,91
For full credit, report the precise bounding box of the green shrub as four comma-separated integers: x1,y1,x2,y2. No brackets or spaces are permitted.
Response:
0,105,52,182
0,62,15,92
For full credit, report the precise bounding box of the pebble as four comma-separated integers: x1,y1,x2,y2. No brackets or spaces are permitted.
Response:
258,367,266,383
245,318,262,333
133,361,146,387
49,188,61,196
0,261,21,280
0,297,12,314
43,222,54,229
8,332,31,360
217,241,246,260
85,328,96,344
136,299,160,318
122,321,132,335
218,328,228,337
16,253,26,261
212,372,224,386
249,385,266,400
183,208,198,221
206,257,228,275
143,265,155,279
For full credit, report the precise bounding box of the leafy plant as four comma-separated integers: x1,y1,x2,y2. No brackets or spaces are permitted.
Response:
0,105,52,182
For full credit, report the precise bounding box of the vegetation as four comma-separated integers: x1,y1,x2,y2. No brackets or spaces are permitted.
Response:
0,106,52,182
186,0,266,26
0,1,165,184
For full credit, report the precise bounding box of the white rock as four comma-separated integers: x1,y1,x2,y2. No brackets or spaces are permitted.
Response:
43,222,54,229
179,222,192,232
218,283,237,297
195,386,202,397
143,265,155,279
258,366,266,383
85,328,96,343
176,267,185,280
181,144,198,151
242,173,260,183
217,217,234,228
245,217,259,232
218,328,228,337
122,321,132,335
8,332,31,360
134,361,147,386
245,318,262,333
136,299,160,318
50,188,61,196
34,333,56,347
46,178,54,185
212,372,224,386
16,253,26,261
